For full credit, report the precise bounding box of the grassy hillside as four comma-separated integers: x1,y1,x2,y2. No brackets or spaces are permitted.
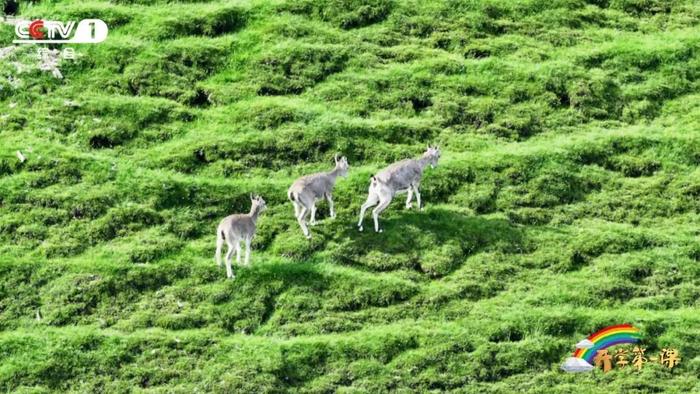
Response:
1,0,699,392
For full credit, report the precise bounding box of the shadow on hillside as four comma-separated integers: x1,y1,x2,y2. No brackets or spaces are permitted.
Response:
213,261,328,333
331,206,526,275
210,207,527,333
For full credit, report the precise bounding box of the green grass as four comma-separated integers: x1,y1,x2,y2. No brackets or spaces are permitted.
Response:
1,0,700,392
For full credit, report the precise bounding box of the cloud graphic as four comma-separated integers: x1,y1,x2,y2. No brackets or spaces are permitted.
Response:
575,339,594,349
561,357,594,373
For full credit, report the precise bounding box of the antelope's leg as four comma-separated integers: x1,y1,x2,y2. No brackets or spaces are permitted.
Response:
235,241,242,264
225,243,235,278
326,193,335,219
297,205,311,238
292,201,301,218
358,192,379,230
310,203,317,225
372,197,391,233
413,184,422,210
244,237,251,266
215,232,224,267
405,188,413,209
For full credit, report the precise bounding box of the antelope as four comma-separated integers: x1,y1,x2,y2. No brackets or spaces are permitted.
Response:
358,146,441,232
215,194,267,279
288,154,349,238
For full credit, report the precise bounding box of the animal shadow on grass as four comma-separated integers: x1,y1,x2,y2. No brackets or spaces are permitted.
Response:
332,207,525,276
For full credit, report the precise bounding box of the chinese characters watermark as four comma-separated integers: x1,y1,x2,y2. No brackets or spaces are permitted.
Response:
593,346,681,372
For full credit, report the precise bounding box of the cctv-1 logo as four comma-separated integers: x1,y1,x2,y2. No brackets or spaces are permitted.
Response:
14,19,108,44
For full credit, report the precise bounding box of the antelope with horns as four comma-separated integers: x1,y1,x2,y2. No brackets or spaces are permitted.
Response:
358,146,441,232
288,154,349,238
215,194,267,279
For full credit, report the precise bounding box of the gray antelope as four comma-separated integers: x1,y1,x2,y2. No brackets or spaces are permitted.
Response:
288,154,349,238
215,194,267,279
358,146,441,232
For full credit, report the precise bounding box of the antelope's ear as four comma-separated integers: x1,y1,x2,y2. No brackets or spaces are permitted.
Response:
249,193,254,201
334,153,339,163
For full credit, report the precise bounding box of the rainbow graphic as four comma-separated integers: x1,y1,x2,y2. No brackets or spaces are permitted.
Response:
573,324,641,364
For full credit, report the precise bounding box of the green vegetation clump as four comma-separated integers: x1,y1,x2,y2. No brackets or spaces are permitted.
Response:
1,0,700,392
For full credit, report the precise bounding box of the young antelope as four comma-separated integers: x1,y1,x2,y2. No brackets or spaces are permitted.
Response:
215,194,267,279
288,154,349,238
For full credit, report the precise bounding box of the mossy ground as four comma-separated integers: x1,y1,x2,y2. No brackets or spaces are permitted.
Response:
1,0,699,392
